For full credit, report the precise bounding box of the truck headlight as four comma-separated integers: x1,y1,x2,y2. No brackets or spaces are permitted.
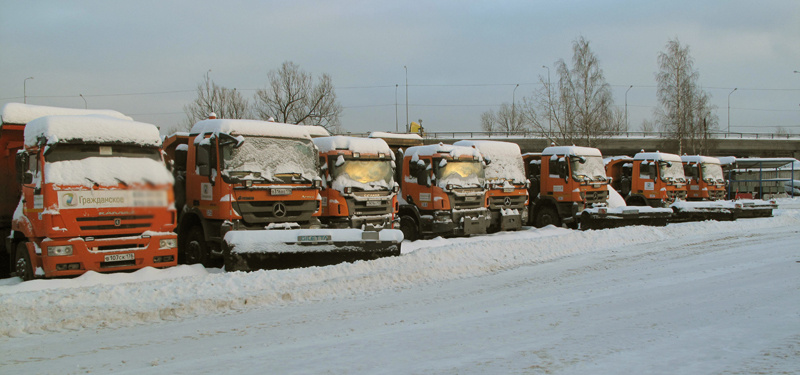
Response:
159,238,178,249
48,245,73,256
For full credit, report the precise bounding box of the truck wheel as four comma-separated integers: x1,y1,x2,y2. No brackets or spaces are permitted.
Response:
14,242,34,281
183,226,209,266
400,215,419,242
534,206,561,228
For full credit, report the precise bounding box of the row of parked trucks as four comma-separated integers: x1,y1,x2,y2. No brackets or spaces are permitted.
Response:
0,103,777,280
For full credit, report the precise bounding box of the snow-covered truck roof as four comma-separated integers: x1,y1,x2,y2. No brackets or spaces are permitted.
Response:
541,145,602,157
305,125,331,138
24,115,163,148
681,155,722,164
190,119,312,140
313,136,392,155
406,143,483,160
453,140,526,182
1,103,132,126
633,151,682,163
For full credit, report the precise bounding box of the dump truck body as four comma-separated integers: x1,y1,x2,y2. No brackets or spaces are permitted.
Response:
454,140,528,232
397,143,490,240
164,119,401,271
1,103,177,279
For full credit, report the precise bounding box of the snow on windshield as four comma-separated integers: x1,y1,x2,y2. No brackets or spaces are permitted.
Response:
46,157,173,187
660,161,686,180
454,140,526,183
330,159,394,191
701,163,724,181
223,136,317,180
435,160,484,188
571,156,607,180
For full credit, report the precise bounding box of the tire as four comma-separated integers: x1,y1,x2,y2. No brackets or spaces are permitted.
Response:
182,226,210,266
14,242,34,281
399,215,419,242
534,206,561,228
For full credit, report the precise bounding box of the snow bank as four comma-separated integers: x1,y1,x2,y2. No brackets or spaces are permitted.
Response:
190,119,312,140
454,140,526,183
313,136,392,155
1,103,132,125
2,210,799,337
24,115,162,147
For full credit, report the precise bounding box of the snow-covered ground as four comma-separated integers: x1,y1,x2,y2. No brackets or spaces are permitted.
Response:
1,200,799,374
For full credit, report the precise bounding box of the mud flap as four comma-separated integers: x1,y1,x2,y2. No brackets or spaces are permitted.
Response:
223,229,403,272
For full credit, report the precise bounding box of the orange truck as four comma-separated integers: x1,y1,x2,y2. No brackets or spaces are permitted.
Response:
524,146,671,230
683,155,773,218
606,151,737,222
312,136,400,232
0,103,178,280
397,143,491,240
453,140,528,232
162,119,401,271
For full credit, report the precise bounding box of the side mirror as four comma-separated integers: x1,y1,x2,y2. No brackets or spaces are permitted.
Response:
15,152,33,184
484,156,492,166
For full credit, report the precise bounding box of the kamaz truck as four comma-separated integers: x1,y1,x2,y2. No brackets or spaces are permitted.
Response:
1,103,178,280
162,119,401,271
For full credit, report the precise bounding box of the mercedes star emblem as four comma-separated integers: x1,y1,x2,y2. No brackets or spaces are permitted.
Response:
503,197,512,206
273,202,287,217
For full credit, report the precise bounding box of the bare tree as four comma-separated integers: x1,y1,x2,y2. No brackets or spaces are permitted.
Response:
520,36,619,147
480,102,527,133
655,38,719,155
182,74,250,130
253,61,343,133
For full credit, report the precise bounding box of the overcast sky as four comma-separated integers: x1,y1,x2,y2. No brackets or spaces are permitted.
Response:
2,0,798,136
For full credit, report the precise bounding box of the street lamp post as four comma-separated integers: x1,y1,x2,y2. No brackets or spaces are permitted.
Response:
395,84,399,133
542,66,551,137
727,87,737,134
404,66,409,133
24,77,34,103
512,84,519,129
625,85,633,132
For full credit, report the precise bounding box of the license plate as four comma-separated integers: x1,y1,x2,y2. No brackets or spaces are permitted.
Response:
271,188,291,196
366,200,382,207
503,187,514,193
104,253,134,262
298,235,332,242
466,196,478,201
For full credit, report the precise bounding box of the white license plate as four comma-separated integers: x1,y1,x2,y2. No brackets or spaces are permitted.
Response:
466,196,478,201
366,200,382,207
298,235,332,242
271,188,291,196
104,253,134,262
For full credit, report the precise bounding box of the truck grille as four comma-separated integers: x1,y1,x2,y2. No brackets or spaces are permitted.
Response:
234,200,317,225
451,192,485,210
488,195,526,210
583,189,609,204
76,215,154,235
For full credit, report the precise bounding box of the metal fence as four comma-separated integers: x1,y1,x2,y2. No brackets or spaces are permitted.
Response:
342,130,800,140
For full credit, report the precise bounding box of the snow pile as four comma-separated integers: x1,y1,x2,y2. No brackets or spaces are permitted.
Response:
190,119,311,140
1,102,132,125
45,157,174,187
454,140,526,183
1,209,799,337
24,115,162,147
313,136,392,155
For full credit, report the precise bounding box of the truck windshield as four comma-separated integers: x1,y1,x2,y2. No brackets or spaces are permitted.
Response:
485,156,526,184
570,155,607,181
701,163,724,181
659,160,685,181
435,159,485,187
43,144,172,186
222,136,317,182
331,159,394,189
